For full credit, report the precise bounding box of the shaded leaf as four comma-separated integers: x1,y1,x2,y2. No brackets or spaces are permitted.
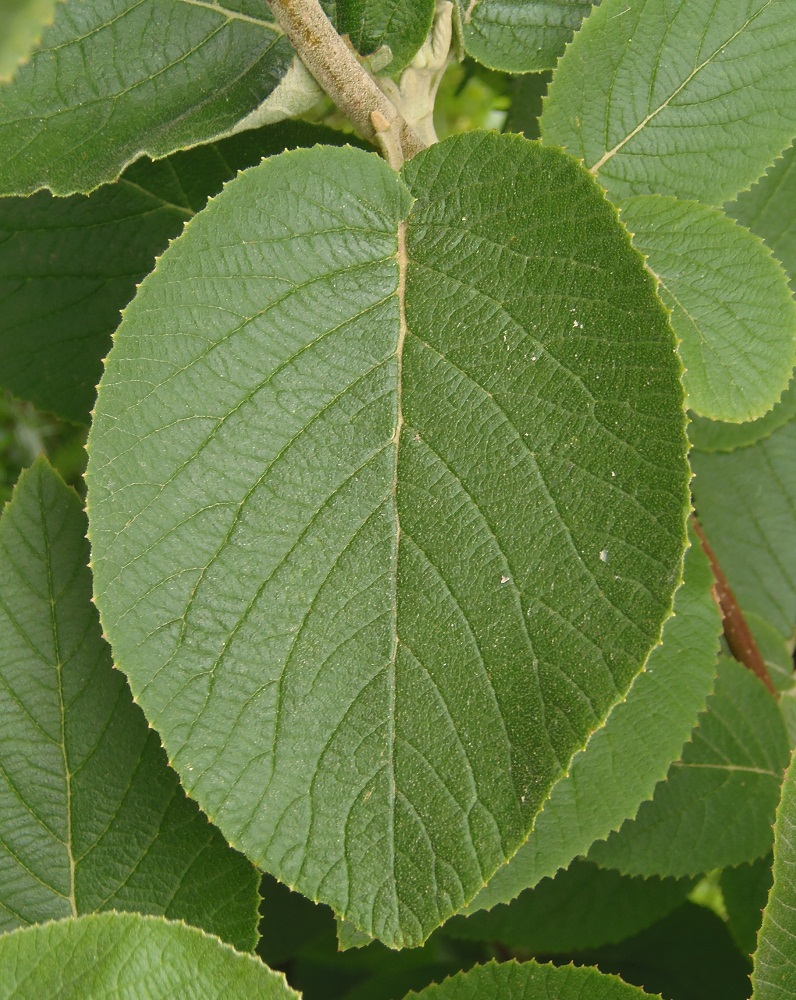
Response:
689,381,796,454
460,0,597,73
620,196,796,423
691,417,796,638
333,0,436,72
86,133,689,947
504,71,551,139
0,912,299,999
405,959,655,1000
721,854,773,959
0,0,294,196
573,902,752,1000
730,140,796,295
0,121,365,424
445,859,693,953
0,459,259,949
752,749,796,998
541,0,796,205
588,657,790,877
469,532,720,910
0,0,58,82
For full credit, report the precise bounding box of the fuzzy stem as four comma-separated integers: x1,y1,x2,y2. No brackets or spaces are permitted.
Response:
268,0,425,168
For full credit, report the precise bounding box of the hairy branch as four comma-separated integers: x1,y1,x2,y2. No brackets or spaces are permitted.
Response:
268,0,425,168
691,515,777,697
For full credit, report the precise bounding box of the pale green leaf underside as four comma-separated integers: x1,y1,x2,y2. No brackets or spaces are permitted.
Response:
0,0,293,196
620,195,796,423
460,0,596,73
691,417,796,638
0,913,298,999
730,139,796,296
541,0,796,205
0,460,260,949
0,0,58,82
445,859,692,953
689,379,796,453
468,532,720,911
753,748,796,998
589,657,790,877
87,134,689,947
408,959,653,1000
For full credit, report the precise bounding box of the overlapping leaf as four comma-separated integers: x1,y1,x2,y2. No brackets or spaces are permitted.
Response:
0,0,294,195
0,459,259,948
620,196,796,423
468,533,720,911
86,133,689,947
541,0,796,205
406,960,653,1000
588,657,790,877
689,381,796,454
332,0,435,72
0,913,299,999
752,749,796,998
691,417,796,638
0,121,364,423
721,854,773,958
444,859,692,953
460,0,596,73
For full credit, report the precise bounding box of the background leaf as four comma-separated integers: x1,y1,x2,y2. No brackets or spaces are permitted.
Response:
619,196,796,422
0,0,58,82
730,140,796,294
87,133,689,947
459,0,597,73
752,748,796,999
468,533,720,910
406,959,655,999
0,121,365,424
445,859,693,953
0,459,259,949
588,657,790,877
691,417,796,639
721,854,773,959
541,0,796,205
688,381,796,454
0,0,294,195
0,912,299,999
332,0,435,73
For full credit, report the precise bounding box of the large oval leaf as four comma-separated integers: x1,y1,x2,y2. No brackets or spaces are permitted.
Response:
87,134,689,947
0,913,299,999
541,0,796,205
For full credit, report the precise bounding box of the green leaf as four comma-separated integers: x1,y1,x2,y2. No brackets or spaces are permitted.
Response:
573,901,752,1000
504,71,551,139
619,196,796,423
333,0,435,72
0,0,294,196
468,531,720,911
403,960,654,1000
541,0,796,205
0,121,366,424
0,459,259,949
691,417,796,638
0,0,58,82
588,657,790,877
445,859,693,953
0,912,299,999
730,140,796,295
688,380,796,454
721,854,773,959
752,749,796,999
460,0,597,73
86,133,690,948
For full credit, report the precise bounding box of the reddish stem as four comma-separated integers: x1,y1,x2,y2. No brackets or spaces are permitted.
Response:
691,515,776,697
